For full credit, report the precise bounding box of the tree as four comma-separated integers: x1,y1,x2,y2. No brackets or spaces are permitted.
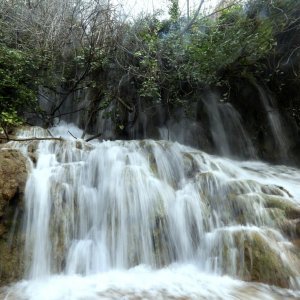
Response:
1,0,300,135
0,45,39,131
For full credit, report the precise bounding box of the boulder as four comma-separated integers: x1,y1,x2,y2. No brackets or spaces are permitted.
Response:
242,232,293,288
0,148,29,286
0,149,28,217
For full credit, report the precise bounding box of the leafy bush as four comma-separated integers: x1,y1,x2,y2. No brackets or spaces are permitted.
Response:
0,0,299,129
0,45,38,127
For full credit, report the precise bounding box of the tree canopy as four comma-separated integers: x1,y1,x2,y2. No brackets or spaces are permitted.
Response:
0,0,299,132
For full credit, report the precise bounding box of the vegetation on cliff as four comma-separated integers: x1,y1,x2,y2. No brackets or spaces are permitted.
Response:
0,0,299,144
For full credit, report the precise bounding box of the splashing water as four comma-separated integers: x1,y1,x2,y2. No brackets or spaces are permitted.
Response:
2,123,300,299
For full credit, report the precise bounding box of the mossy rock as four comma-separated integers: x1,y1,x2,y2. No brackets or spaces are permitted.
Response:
75,140,94,152
296,220,300,237
242,232,294,288
219,193,273,227
261,185,292,197
292,239,300,248
225,179,261,196
148,152,158,175
0,149,29,286
183,153,199,177
263,195,300,220
216,229,299,289
195,171,223,196
267,207,287,223
0,149,29,217
225,181,293,200
0,234,25,286
288,208,300,220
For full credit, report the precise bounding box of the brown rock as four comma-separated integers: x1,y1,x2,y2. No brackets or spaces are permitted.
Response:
292,239,300,248
242,232,292,288
286,207,300,220
261,184,293,198
0,149,29,217
0,149,29,286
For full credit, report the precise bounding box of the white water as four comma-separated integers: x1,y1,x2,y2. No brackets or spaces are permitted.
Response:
202,94,255,158
255,84,290,160
3,123,300,299
4,265,300,300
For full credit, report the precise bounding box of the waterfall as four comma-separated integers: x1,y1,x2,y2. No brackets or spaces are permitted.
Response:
202,93,256,158
255,84,290,160
158,105,208,150
3,123,300,299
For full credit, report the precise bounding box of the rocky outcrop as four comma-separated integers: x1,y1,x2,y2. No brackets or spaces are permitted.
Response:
0,149,28,215
241,231,295,288
194,171,300,289
0,148,29,286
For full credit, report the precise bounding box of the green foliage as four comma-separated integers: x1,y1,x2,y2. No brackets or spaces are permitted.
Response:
0,0,299,129
171,4,276,86
131,18,162,101
168,0,180,22
0,45,39,127
117,0,300,109
0,111,22,127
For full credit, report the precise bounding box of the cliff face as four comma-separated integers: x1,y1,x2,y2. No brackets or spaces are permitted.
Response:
0,148,29,286
44,75,300,167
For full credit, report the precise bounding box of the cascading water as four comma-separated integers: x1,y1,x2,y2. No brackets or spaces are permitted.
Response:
255,83,290,160
202,93,256,158
2,123,300,299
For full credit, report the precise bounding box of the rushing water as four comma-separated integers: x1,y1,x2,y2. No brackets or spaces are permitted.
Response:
2,123,300,299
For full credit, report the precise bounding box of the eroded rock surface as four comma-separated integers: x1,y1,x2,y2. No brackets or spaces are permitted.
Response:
0,148,29,286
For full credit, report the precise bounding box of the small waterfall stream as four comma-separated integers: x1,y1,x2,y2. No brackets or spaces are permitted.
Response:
255,84,291,160
202,94,256,158
3,124,300,299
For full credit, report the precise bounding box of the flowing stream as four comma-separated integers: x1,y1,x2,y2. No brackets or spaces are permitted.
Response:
2,123,300,299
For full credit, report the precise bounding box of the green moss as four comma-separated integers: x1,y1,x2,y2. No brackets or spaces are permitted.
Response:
264,195,300,219
264,195,294,210
242,232,292,288
0,231,24,286
268,207,286,223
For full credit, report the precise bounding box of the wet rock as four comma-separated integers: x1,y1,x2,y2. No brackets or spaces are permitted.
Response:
296,220,300,237
225,179,260,196
195,171,223,196
183,153,198,177
261,184,291,197
25,140,40,165
75,140,94,152
286,207,300,220
0,149,29,217
229,193,268,225
0,133,8,145
0,149,29,286
292,239,300,248
241,232,293,288
264,195,300,220
0,235,25,286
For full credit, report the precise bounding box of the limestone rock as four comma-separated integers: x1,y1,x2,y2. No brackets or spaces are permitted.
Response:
242,232,293,288
0,149,28,217
0,148,29,286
